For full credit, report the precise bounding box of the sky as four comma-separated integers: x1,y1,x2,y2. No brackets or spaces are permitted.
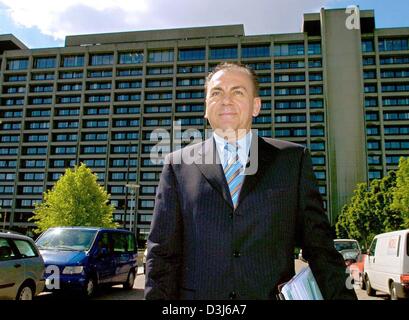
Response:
0,0,408,49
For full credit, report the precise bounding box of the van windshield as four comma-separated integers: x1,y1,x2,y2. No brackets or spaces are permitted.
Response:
334,241,359,251
36,229,97,251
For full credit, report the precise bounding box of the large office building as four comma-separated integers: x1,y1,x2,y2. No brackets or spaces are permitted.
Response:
0,8,408,243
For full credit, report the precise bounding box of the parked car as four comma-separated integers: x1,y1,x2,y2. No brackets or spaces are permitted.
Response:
349,253,367,289
35,227,138,297
334,239,361,264
364,229,409,300
0,232,45,300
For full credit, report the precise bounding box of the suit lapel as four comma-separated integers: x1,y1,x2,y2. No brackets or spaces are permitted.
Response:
194,138,234,208
236,136,278,210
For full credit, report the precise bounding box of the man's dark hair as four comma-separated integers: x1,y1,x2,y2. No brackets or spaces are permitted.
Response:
205,62,260,97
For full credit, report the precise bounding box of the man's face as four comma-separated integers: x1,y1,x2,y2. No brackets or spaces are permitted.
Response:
205,68,261,137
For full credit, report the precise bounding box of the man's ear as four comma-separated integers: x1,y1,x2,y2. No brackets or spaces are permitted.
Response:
252,97,261,117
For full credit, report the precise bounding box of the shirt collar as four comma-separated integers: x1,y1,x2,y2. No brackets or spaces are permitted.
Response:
213,130,253,166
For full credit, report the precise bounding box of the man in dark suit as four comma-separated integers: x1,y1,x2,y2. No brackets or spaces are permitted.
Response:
145,62,356,300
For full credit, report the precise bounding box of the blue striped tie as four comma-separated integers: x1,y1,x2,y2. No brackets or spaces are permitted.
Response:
223,143,244,208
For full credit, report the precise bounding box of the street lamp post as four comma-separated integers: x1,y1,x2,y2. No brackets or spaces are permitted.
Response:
125,184,139,236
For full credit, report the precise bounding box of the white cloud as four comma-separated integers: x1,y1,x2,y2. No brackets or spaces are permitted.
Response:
0,0,339,41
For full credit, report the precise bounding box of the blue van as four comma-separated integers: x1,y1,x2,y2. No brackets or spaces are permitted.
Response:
35,227,138,297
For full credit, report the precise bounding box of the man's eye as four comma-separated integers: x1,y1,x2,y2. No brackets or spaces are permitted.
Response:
211,91,221,97
233,90,244,95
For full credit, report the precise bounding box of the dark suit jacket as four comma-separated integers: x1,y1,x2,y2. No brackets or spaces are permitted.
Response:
144,136,357,300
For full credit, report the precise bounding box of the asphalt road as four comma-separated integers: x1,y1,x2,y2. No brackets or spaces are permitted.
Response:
36,262,388,300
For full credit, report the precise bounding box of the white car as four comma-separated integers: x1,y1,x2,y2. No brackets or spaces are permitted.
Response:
364,229,409,300
0,232,45,300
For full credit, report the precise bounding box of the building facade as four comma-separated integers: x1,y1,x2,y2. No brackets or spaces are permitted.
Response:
0,8,408,243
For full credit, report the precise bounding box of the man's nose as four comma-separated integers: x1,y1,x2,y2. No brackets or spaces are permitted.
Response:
222,92,233,105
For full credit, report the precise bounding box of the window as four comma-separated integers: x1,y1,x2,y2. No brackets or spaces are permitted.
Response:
22,160,45,168
369,171,382,180
310,86,323,95
88,82,111,90
363,59,376,68
90,54,113,65
275,87,305,96
61,55,84,67
116,81,141,89
60,71,83,79
367,141,380,150
83,120,108,128
274,43,304,56
379,38,409,52
57,108,80,116
314,171,326,180
33,57,56,69
112,132,139,140
309,73,323,81
114,106,140,114
146,92,172,100
275,60,305,69
178,65,205,74
0,186,14,194
310,142,325,151
386,156,403,165
0,135,19,143
365,112,379,121
311,156,325,165
147,66,173,75
311,128,325,137
308,43,321,55
118,52,144,64
368,155,381,165
245,62,271,70
115,94,140,102
148,50,174,62
88,70,112,78
145,105,172,113
385,126,409,135
84,107,109,115
275,114,306,123
4,74,27,82
309,60,322,68
275,74,305,82
310,100,324,109
275,100,306,110
385,141,409,150
117,68,143,77
310,114,324,122
82,133,108,141
362,40,374,52
365,98,378,107
384,112,409,121
209,47,238,60
7,59,28,70
242,45,270,58
178,48,205,61
380,56,409,65
366,127,379,136
175,104,204,112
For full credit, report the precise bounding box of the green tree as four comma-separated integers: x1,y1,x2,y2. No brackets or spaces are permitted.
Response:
391,157,409,228
335,170,405,250
30,163,117,233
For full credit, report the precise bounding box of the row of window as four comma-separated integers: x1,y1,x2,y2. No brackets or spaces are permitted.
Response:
4,44,321,72
362,38,409,53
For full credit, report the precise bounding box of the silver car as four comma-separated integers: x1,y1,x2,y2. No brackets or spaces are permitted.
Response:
0,232,45,300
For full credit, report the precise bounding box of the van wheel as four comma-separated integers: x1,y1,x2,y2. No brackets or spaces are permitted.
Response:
16,283,34,300
390,282,399,300
84,278,97,298
123,270,135,290
359,274,366,290
365,275,376,296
